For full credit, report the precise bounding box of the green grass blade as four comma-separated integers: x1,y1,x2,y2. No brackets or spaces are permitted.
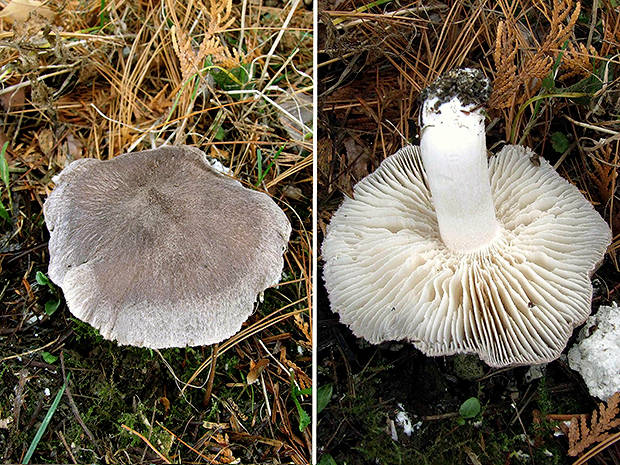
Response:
0,141,9,189
22,374,69,464
256,148,263,183
0,201,9,221
255,144,284,187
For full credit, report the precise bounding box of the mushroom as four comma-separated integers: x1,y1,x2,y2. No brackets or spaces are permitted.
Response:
44,145,291,348
322,68,611,367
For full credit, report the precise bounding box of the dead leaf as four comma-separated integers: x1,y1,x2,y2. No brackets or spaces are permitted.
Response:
283,185,304,201
278,93,312,143
202,421,228,430
209,145,229,160
247,358,269,385
157,396,170,414
343,136,371,182
0,87,25,111
149,85,172,114
0,0,55,23
62,133,82,161
37,128,55,156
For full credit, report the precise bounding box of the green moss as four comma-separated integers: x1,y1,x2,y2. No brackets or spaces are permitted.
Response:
324,369,575,465
452,354,485,381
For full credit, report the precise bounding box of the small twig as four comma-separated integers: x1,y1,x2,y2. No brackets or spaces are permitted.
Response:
553,142,577,170
586,0,598,50
57,430,77,464
260,0,302,82
59,352,95,444
12,369,29,429
564,115,619,136
511,402,535,464
463,445,483,465
257,339,290,374
202,343,219,409
0,68,75,96
421,412,459,421
1,336,60,362
238,0,248,55
120,424,171,464
6,243,48,263
261,373,272,418
158,421,215,462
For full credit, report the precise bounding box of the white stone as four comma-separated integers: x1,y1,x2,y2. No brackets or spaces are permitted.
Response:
568,305,620,400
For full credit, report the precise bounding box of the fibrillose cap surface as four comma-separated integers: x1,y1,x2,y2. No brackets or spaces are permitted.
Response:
322,144,611,367
44,145,292,348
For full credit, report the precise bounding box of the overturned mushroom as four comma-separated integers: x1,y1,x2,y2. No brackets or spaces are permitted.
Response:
322,68,611,367
44,145,291,348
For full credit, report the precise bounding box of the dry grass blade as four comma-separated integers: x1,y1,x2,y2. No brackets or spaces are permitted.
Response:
120,424,172,464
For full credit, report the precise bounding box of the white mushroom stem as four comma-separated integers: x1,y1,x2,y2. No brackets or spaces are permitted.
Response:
420,96,500,252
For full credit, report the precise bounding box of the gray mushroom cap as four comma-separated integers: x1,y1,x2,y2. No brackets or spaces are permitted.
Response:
44,145,291,348
322,144,611,367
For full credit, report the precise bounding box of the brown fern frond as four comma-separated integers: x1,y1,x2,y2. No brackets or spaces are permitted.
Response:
600,5,620,56
171,26,223,83
559,43,597,81
489,0,582,109
581,139,619,206
568,392,620,456
488,20,519,109
294,312,312,347
170,0,241,84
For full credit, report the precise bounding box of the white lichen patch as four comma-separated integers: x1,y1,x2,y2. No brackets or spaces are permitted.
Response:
568,304,620,400
395,403,419,436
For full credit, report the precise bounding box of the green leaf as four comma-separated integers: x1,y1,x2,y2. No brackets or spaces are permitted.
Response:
0,201,9,221
214,126,226,141
317,384,333,414
36,271,51,286
296,405,311,431
551,132,570,153
41,351,58,364
459,397,481,419
318,454,338,465
44,299,60,316
0,141,9,189
211,63,252,91
541,75,555,90
290,376,311,431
